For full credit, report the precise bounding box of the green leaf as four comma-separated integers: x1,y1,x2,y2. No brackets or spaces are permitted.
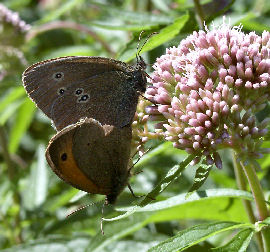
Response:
103,153,195,222
92,2,173,25
105,187,251,234
108,189,252,223
88,214,150,252
1,235,91,252
211,228,254,252
262,217,270,225
148,221,254,252
43,188,79,212
135,142,186,169
88,21,159,31
0,99,24,125
0,87,25,113
22,145,48,209
37,0,85,24
236,14,270,33
138,14,189,54
186,159,213,197
138,152,195,207
132,189,253,212
118,14,189,62
44,45,97,59
8,98,36,153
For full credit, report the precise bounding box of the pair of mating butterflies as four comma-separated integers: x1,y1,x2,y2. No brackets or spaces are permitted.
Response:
22,56,147,204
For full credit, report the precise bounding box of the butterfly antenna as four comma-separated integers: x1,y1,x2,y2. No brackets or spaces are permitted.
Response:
136,32,159,61
136,31,145,63
66,202,95,218
66,199,103,218
128,147,153,172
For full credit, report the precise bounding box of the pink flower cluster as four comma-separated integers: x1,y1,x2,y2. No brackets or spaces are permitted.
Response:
144,23,270,168
0,4,31,32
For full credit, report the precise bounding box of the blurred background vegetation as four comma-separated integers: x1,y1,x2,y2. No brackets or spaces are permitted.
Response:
0,0,270,251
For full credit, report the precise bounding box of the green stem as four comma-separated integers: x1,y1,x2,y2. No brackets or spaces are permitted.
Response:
193,0,204,29
240,160,270,252
26,21,115,57
232,152,264,252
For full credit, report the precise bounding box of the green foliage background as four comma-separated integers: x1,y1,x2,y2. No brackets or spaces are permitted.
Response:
0,0,270,251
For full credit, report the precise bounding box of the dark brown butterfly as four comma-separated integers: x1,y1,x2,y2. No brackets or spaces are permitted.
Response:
22,55,148,204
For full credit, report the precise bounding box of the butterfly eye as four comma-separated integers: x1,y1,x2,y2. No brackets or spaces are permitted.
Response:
57,87,66,95
75,88,83,96
53,72,64,81
78,94,90,103
61,153,67,161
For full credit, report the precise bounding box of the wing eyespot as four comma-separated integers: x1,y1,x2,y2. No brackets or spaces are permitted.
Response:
53,72,64,81
57,87,66,95
77,94,90,103
75,88,84,96
61,153,67,161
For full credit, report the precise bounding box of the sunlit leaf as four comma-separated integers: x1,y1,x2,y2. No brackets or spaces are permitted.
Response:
148,222,254,252
8,98,36,153
211,228,254,252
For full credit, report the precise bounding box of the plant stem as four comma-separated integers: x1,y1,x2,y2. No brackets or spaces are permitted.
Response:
232,151,264,252
240,160,270,252
26,21,115,57
193,0,204,29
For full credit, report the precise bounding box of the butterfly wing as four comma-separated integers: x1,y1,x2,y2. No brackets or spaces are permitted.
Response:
45,118,131,196
72,118,132,195
22,56,134,126
50,71,140,130
45,118,108,194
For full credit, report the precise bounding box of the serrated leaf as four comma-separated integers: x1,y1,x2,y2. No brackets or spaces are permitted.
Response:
103,153,195,222
211,228,254,252
186,160,213,198
107,188,252,223
148,221,254,252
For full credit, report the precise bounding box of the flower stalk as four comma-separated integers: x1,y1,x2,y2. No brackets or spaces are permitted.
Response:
232,151,264,252
240,160,270,252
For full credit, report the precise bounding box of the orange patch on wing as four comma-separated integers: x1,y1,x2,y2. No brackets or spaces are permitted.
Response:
54,136,107,195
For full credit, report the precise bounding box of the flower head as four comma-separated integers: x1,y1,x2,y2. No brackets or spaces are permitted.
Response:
142,22,270,168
